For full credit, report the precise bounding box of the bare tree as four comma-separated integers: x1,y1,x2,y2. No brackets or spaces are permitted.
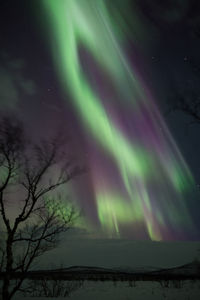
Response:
19,278,83,298
0,116,83,300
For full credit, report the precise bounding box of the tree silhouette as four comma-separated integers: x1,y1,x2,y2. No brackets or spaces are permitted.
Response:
0,116,83,300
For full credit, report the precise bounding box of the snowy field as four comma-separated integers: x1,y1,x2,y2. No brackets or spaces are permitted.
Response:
12,280,200,300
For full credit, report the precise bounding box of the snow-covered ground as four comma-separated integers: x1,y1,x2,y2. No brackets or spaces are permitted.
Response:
11,260,200,300
13,280,200,300
3,239,200,299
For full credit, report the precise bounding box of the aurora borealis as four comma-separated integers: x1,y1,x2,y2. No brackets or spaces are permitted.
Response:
0,0,200,243
40,0,197,241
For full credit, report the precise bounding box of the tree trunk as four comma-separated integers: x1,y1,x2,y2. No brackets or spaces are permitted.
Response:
2,234,14,300
2,273,11,300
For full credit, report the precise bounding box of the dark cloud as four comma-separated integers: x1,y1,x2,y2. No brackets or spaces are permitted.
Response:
137,0,200,34
0,53,37,111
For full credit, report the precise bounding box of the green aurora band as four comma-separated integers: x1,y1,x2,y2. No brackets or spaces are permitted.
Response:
41,0,196,240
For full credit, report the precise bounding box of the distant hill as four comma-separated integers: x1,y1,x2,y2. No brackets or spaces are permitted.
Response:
151,259,200,276
39,260,200,276
0,260,200,281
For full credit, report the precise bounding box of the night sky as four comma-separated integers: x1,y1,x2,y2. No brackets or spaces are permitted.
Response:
1,0,200,246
